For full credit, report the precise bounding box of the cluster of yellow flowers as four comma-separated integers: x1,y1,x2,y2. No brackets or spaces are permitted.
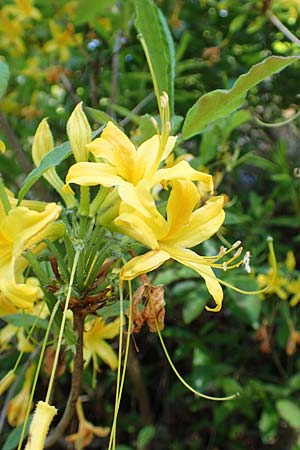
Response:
0,93,252,449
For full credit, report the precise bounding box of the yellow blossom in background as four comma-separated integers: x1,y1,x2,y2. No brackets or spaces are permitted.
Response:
4,0,41,21
83,316,121,371
66,399,110,450
44,20,82,61
65,121,213,196
116,179,225,311
0,140,6,153
257,269,288,300
7,364,35,427
0,198,62,310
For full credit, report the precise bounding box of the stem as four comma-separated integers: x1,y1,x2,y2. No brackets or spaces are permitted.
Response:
138,34,162,118
79,186,90,216
45,250,80,404
17,301,61,450
0,176,11,214
45,306,84,447
266,9,300,46
109,31,123,118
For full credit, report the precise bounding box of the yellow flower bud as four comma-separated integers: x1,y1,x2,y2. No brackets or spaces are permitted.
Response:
0,370,16,397
24,401,57,450
32,119,54,167
66,102,91,162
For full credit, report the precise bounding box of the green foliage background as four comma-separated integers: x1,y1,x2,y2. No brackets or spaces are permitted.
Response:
1,0,300,449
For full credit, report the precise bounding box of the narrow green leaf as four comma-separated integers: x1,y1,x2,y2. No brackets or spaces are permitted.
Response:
182,55,299,140
3,416,32,450
18,128,103,203
85,106,117,125
0,58,10,99
3,314,48,330
134,0,175,114
276,399,300,428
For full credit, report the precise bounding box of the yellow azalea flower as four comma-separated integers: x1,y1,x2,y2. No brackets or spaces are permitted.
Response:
44,20,82,62
65,121,213,195
288,278,300,307
257,269,288,300
7,364,35,427
66,399,110,450
115,179,225,311
83,316,120,371
4,0,41,21
0,200,62,310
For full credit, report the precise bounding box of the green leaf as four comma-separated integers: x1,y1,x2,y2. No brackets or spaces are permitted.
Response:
3,415,32,450
182,288,209,324
3,314,48,330
182,55,299,140
276,399,300,428
18,128,103,203
0,58,10,99
134,0,175,114
137,425,156,450
85,107,117,125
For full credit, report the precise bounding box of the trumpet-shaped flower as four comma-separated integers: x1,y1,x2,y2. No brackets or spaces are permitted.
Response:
83,316,121,371
7,364,35,427
115,180,225,311
64,121,213,195
0,200,62,310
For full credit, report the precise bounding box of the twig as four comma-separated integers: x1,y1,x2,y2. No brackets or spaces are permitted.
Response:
45,307,84,448
266,9,300,46
119,92,155,127
59,74,81,104
108,31,123,118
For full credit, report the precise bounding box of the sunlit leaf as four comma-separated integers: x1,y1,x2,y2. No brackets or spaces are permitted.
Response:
182,55,299,139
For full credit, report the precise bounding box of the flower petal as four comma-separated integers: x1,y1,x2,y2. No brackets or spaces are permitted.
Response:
94,339,118,370
120,250,170,280
153,160,213,193
87,122,136,181
165,196,225,248
166,180,200,238
65,162,122,188
163,246,223,311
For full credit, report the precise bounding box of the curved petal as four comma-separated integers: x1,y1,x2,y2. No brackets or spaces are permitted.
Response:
87,122,136,181
136,135,176,183
165,196,225,248
163,246,223,311
94,339,118,370
99,317,121,339
120,250,170,280
115,212,159,249
153,161,214,193
65,162,122,188
166,180,200,238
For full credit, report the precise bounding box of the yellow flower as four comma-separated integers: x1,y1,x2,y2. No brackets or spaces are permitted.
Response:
65,121,213,195
0,199,62,310
44,20,82,62
66,399,109,450
7,364,35,427
83,316,120,371
115,179,225,311
257,269,288,300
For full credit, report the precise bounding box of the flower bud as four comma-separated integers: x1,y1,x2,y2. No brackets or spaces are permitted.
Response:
67,102,91,162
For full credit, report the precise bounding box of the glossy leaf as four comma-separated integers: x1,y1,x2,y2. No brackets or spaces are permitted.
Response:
182,55,299,140
134,0,175,114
